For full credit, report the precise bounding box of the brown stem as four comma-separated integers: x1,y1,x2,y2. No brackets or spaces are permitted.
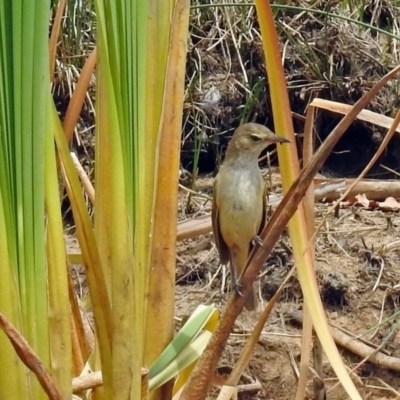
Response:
0,313,63,400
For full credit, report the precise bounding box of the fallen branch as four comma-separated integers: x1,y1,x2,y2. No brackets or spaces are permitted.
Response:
288,311,400,373
72,371,103,393
72,368,148,393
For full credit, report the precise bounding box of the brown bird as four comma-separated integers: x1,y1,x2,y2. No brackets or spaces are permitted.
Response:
212,123,290,310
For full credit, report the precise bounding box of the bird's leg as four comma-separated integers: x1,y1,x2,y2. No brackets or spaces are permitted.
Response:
230,250,243,297
237,235,264,281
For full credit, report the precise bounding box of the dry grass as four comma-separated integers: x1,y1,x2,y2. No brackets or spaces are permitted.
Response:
53,0,400,180
183,1,400,178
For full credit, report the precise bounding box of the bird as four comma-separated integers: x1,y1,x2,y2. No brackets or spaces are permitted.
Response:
212,123,290,310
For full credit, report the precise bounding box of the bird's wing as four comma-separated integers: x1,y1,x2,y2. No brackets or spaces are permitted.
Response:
259,185,268,235
249,185,267,253
212,182,231,265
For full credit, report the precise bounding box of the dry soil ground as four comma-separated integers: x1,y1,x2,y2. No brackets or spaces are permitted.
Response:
175,171,400,400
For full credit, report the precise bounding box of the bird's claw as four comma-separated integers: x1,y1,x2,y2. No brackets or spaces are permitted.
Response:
252,235,264,248
234,279,244,297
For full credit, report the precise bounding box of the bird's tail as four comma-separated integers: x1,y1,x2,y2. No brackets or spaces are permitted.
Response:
244,283,258,311
235,248,259,311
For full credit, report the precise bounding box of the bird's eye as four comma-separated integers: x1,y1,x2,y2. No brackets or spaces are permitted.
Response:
250,134,262,142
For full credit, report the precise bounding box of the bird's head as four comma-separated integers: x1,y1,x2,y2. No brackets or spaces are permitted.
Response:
226,123,290,157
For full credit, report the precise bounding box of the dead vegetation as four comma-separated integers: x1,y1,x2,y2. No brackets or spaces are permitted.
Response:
183,1,400,178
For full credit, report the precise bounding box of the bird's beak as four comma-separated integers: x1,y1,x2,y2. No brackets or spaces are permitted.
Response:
270,135,291,144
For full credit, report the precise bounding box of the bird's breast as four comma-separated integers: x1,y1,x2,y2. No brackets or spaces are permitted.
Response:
215,166,265,249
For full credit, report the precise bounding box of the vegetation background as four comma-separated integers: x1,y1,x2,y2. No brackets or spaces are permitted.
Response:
0,0,399,399
56,1,400,399
55,0,400,197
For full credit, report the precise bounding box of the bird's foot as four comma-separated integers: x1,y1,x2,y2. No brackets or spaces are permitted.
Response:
252,235,265,248
234,279,244,297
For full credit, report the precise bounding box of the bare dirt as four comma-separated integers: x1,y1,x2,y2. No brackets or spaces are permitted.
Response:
176,170,400,400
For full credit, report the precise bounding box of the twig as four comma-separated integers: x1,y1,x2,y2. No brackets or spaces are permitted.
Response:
70,152,95,204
